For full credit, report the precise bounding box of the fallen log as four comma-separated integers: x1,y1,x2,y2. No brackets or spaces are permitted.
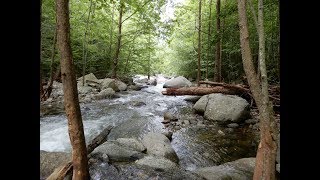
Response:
162,85,279,111
161,87,245,96
46,125,113,180
199,81,249,93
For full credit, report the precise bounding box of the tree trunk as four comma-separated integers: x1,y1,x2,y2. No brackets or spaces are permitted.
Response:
109,3,115,57
148,31,151,80
162,87,240,96
214,0,221,82
199,81,249,93
253,0,278,179
207,0,213,81
40,71,44,100
56,0,89,179
237,0,277,179
197,0,202,86
40,0,44,100
124,47,132,74
44,20,58,100
112,1,123,79
82,0,93,86
54,66,62,82
247,0,258,33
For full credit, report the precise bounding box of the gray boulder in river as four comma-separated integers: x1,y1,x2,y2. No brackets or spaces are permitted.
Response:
40,150,71,179
91,141,145,162
163,76,192,88
142,132,179,163
193,93,251,123
194,157,256,180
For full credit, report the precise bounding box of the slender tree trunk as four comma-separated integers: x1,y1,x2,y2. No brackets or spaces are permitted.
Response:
253,0,278,179
237,0,277,179
248,0,258,33
112,1,123,79
247,0,261,80
207,0,213,81
109,3,115,56
197,0,202,87
220,16,224,81
276,9,280,81
56,0,89,179
148,31,151,80
40,70,44,100
40,0,44,100
124,47,132,74
44,22,58,100
82,0,93,86
214,0,221,82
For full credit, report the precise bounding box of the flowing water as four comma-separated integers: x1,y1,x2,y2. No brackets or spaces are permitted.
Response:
40,76,257,178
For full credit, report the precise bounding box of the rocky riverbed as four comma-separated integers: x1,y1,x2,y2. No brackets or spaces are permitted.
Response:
40,74,280,179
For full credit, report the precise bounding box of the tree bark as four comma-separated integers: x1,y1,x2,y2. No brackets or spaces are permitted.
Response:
108,3,115,57
46,26,57,97
199,81,249,93
237,0,277,179
124,47,132,74
252,0,278,179
46,126,113,180
82,0,93,86
112,1,123,79
148,31,151,80
43,11,58,100
162,87,240,96
197,0,202,86
207,0,213,81
214,0,221,82
56,0,89,179
40,0,44,100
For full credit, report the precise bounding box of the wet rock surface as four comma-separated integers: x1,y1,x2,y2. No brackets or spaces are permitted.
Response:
40,75,266,179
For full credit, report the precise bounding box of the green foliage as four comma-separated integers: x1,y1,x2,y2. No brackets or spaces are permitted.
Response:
41,0,279,84
160,0,279,83
41,0,168,79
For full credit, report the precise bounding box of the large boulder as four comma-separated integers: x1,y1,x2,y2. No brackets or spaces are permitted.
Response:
100,78,127,91
116,138,146,152
94,88,115,100
193,95,209,114
77,85,94,94
91,141,145,162
194,158,256,180
142,133,179,163
107,114,164,140
77,73,99,84
135,155,179,171
118,76,134,85
115,80,127,91
89,159,205,180
163,76,192,88
100,78,119,91
40,150,71,179
193,93,250,123
128,84,144,91
40,102,65,116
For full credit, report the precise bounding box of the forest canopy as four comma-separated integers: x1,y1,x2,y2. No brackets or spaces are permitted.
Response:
41,0,279,84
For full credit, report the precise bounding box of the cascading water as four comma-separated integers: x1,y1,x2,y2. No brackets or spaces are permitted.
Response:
40,75,257,177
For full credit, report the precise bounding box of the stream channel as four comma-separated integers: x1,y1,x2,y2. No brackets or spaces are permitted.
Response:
40,76,257,179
